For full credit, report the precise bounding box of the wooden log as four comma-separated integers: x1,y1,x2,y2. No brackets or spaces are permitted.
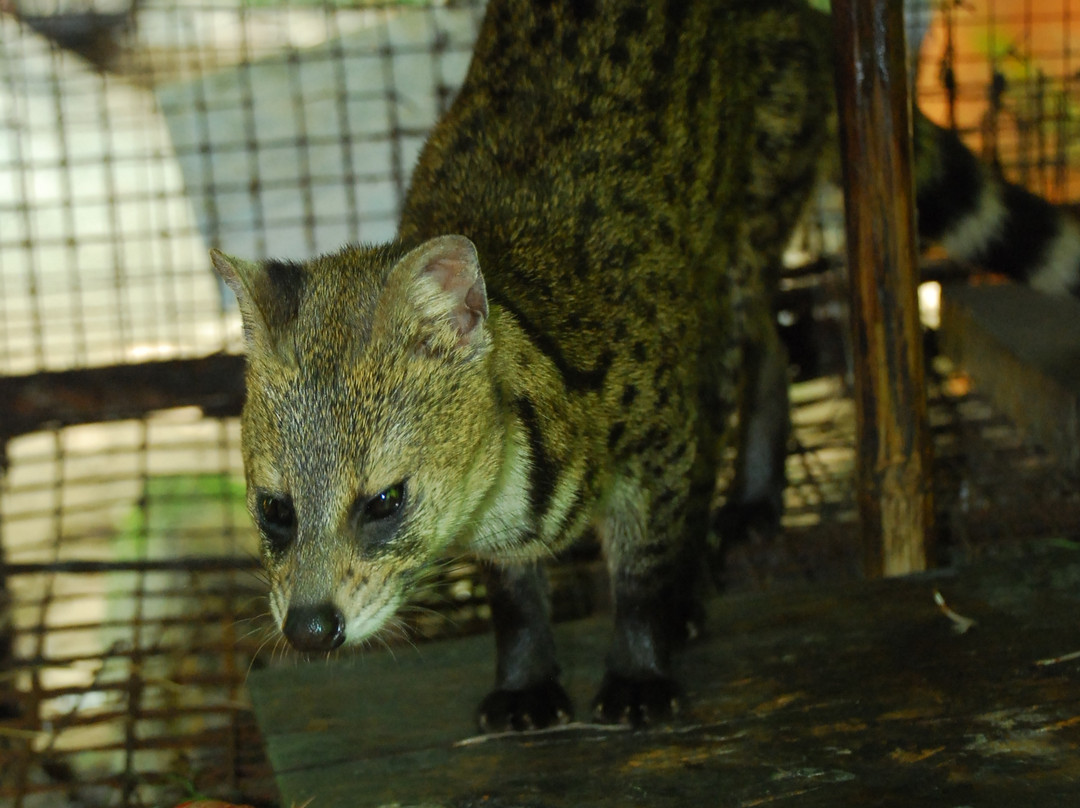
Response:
0,353,247,442
831,0,933,576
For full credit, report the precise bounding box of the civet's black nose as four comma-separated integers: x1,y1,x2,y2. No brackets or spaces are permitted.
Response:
283,603,346,653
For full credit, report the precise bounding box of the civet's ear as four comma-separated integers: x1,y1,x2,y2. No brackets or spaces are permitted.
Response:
397,235,489,349
211,249,305,358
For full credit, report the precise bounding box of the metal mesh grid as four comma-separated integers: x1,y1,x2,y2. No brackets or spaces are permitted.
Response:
2,11,223,373
1,410,270,805
1,2,487,803
916,0,1080,202
0,0,484,374
0,1,1079,806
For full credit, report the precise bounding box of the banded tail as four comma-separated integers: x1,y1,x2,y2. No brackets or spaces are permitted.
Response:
914,115,1080,297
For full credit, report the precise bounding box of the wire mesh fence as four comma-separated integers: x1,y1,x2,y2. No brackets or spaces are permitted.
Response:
1,410,268,805
3,3,487,803
916,0,1080,203
1,0,485,374
1,0,1080,806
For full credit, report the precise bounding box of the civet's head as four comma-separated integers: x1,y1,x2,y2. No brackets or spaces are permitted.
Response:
212,236,502,652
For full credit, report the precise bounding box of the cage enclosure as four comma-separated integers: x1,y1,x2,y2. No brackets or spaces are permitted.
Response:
1,1,1079,806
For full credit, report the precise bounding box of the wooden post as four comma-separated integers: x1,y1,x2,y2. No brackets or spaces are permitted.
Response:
832,0,933,576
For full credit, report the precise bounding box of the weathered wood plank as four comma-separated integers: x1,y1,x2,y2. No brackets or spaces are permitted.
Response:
940,283,1080,472
832,0,934,576
0,353,246,441
249,546,1080,807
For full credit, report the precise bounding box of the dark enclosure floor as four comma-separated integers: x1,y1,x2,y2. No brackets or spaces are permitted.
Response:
249,543,1080,808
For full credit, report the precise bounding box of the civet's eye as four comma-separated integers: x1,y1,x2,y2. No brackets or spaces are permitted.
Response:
256,492,296,554
363,482,406,522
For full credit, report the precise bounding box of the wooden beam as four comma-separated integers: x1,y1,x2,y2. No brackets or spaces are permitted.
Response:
0,353,247,442
831,0,933,576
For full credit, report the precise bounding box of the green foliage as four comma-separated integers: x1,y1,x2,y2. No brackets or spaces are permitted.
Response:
114,474,249,560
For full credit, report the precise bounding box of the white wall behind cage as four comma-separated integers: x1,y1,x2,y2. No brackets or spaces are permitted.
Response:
0,0,484,376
